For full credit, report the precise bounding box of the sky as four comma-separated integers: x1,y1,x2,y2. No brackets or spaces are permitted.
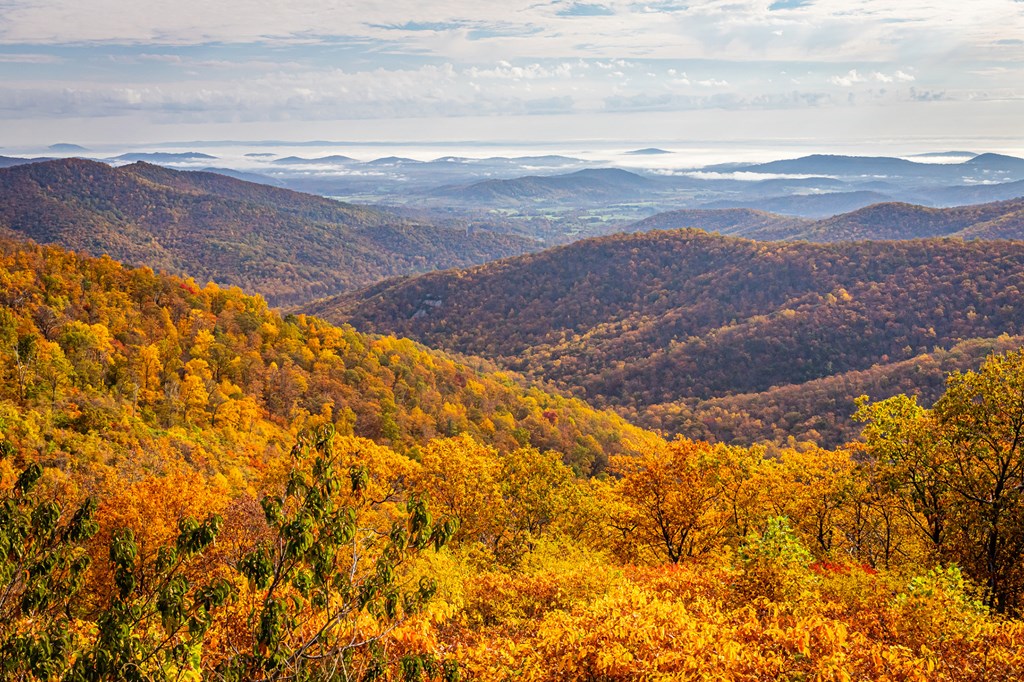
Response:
1,0,1024,152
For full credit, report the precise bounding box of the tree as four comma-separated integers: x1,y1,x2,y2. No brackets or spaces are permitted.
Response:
856,394,952,559
225,424,459,681
0,463,98,679
612,439,740,564
934,351,1024,613
858,350,1024,613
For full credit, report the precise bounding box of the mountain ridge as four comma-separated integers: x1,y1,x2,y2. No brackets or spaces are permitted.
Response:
307,228,1024,444
0,158,538,305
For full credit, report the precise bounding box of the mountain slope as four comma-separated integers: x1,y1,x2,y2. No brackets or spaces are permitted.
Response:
433,168,656,205
0,236,657,476
641,335,1024,446
625,208,812,238
308,229,1024,444
793,197,1024,241
0,159,536,305
632,196,1024,240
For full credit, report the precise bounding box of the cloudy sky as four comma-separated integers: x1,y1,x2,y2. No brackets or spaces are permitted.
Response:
2,0,1023,150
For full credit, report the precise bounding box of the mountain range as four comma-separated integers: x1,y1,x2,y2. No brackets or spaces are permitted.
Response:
309,228,1024,445
0,158,537,305
631,196,1024,241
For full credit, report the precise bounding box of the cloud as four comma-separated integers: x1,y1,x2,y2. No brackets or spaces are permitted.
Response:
828,69,867,87
1,0,1022,145
0,52,63,63
829,69,915,87
0,0,1020,68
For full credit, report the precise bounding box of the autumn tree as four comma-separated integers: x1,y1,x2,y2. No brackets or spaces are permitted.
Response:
934,351,1024,613
859,349,1024,613
0,463,98,679
225,424,458,681
612,439,742,563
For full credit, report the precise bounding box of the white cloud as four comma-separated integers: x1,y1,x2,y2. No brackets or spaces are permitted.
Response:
828,69,866,87
0,0,1019,65
0,52,63,63
829,68,916,87
0,0,1022,144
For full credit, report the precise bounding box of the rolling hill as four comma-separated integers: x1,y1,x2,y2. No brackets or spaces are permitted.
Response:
791,198,1024,241
433,168,658,205
632,196,1024,241
308,229,1024,444
0,235,658,477
625,208,811,238
698,191,896,218
640,335,1024,446
0,158,537,305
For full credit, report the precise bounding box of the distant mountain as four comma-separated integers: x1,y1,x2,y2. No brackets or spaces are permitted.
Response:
910,151,976,159
963,153,1024,173
700,191,895,218
434,168,656,205
271,155,358,165
0,156,47,168
737,154,936,176
624,208,811,239
110,152,217,162
791,197,1024,241
626,148,671,155
504,155,588,165
310,229,1024,444
245,152,276,158
0,159,537,305
637,196,1024,241
48,143,90,152
367,156,422,166
730,153,1024,182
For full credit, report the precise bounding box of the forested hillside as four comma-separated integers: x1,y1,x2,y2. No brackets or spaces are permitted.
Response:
624,208,811,239
641,335,1024,446
0,159,536,305
634,196,1024,241
314,229,1024,444
0,237,655,480
5,237,1024,679
432,168,657,205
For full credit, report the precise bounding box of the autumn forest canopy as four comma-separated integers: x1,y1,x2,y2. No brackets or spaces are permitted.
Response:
4,157,1024,680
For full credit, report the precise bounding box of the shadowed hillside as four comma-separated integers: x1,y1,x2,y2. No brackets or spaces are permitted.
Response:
0,159,537,305
308,229,1024,444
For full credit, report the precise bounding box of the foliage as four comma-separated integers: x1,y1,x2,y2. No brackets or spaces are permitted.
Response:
3,237,1024,679
222,423,457,680
0,236,655,481
859,349,1024,612
0,158,534,306
320,228,1024,445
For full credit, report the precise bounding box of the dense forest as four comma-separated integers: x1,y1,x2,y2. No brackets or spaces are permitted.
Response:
640,335,1024,446
4,238,1024,679
0,159,536,306
0,236,655,480
625,208,812,240
314,229,1024,445
628,197,1024,241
